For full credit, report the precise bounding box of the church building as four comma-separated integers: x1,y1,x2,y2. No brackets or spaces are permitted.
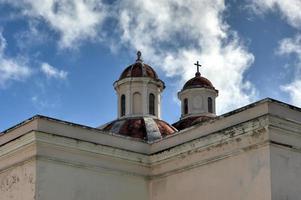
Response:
1,52,301,200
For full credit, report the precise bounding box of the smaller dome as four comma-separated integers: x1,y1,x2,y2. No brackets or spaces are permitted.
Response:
119,51,158,80
101,117,177,142
172,115,213,131
183,72,216,90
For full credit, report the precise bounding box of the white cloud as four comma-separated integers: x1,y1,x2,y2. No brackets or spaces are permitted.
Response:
281,81,301,106
278,34,301,58
278,34,301,107
41,62,68,80
249,0,301,29
0,30,6,53
248,0,301,107
15,20,49,50
0,0,257,113
0,32,31,87
116,0,256,113
1,0,107,49
31,95,59,110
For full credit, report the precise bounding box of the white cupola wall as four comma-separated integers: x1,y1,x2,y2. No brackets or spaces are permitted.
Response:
178,87,218,119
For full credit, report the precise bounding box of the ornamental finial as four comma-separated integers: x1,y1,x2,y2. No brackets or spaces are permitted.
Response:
136,51,142,61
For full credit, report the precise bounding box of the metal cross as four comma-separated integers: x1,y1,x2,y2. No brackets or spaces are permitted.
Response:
194,61,201,73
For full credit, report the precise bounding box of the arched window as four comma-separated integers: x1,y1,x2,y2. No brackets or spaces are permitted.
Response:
184,98,188,115
149,93,155,115
121,95,126,116
208,97,213,113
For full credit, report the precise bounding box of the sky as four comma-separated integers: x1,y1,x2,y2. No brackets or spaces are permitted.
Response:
1,0,301,131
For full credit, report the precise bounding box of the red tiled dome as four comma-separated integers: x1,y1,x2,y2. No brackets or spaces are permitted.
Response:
101,117,177,142
119,51,159,80
119,62,158,80
183,72,216,90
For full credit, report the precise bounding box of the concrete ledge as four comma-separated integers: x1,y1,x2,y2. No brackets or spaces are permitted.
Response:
1,98,301,156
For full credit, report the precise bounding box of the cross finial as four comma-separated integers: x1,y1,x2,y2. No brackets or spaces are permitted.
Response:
136,51,142,61
194,61,201,77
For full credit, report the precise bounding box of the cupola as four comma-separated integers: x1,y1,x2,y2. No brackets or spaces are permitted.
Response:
173,61,218,130
101,51,177,142
113,51,165,118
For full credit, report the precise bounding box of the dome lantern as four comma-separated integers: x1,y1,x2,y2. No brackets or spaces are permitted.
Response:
113,51,165,119
173,61,218,130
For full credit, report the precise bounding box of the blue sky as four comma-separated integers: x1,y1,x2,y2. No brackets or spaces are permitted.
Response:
1,0,301,131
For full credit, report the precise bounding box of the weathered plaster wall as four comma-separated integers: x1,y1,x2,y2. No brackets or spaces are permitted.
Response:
150,146,271,200
0,160,35,200
37,147,149,200
35,159,148,200
270,145,301,200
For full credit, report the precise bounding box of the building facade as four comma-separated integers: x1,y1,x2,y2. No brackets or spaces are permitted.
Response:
1,52,301,200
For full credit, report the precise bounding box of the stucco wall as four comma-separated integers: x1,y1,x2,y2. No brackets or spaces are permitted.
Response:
150,146,271,200
0,160,35,200
36,159,149,200
270,145,301,200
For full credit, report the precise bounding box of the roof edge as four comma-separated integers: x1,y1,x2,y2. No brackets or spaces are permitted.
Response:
219,98,301,119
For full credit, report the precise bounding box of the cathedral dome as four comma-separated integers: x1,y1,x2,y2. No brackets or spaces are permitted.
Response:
119,51,159,80
119,62,158,80
101,116,177,142
182,72,216,91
